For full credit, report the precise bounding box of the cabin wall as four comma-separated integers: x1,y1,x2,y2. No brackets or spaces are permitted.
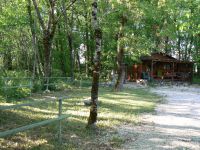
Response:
127,61,193,81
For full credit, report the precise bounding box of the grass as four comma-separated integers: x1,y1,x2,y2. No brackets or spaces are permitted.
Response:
0,86,161,149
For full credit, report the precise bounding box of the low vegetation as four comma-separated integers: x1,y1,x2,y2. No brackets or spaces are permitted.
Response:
193,75,200,84
0,87,160,150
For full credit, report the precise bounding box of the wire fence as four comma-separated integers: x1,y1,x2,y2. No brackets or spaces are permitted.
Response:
0,77,79,98
0,76,114,99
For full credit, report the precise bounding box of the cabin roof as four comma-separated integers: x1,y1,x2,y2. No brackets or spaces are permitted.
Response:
141,52,176,61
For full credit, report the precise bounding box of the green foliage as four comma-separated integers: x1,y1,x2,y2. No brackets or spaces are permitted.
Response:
32,80,43,93
0,0,200,99
192,75,200,84
0,71,32,100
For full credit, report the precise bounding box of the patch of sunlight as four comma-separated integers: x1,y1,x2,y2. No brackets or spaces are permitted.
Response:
69,117,87,123
99,112,135,118
98,119,120,127
98,112,138,125
67,110,89,117
101,97,154,107
9,109,57,120
149,138,164,142
25,106,58,114
0,102,15,106
43,96,57,99
100,98,123,104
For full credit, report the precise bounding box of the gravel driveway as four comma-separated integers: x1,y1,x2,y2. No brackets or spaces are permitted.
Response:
119,85,200,150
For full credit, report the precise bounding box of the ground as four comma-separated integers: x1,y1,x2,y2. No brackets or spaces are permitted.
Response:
0,86,159,150
119,84,200,150
1,84,200,149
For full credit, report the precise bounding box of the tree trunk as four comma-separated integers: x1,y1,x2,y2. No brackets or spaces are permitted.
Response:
188,35,193,60
76,48,81,72
115,15,127,91
177,32,181,60
67,33,74,80
32,0,57,86
164,36,169,53
43,34,52,80
87,0,102,127
90,31,94,67
184,34,189,61
27,0,38,79
85,12,90,77
62,0,74,81
57,23,67,76
3,49,12,70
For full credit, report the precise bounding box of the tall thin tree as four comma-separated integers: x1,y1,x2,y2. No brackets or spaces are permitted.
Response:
115,14,127,91
87,0,102,127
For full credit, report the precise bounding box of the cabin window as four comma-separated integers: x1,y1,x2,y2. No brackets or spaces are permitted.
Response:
164,64,171,70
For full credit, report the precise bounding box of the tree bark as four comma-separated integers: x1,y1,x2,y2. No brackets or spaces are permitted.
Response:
76,48,81,72
87,0,102,127
27,0,38,79
115,15,127,91
85,12,90,77
177,32,181,60
188,35,193,60
67,33,74,80
164,36,169,53
184,35,188,61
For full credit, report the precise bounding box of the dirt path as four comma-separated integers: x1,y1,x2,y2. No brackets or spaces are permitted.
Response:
119,85,200,150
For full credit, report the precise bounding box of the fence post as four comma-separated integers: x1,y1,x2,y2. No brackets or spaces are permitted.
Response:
58,98,62,144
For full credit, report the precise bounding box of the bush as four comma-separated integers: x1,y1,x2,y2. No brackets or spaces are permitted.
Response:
192,74,200,84
32,79,43,92
0,71,32,100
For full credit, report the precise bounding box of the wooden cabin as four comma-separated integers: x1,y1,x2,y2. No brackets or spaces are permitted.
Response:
127,53,193,82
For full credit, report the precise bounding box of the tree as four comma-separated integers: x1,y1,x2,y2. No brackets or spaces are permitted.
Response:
115,14,127,91
61,0,75,80
87,0,102,127
32,0,57,84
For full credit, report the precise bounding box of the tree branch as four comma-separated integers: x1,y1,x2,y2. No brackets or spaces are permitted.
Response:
56,0,77,24
47,0,56,31
32,0,46,31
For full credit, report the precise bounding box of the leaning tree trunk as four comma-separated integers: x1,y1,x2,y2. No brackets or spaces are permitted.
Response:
115,15,127,91
87,0,102,127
